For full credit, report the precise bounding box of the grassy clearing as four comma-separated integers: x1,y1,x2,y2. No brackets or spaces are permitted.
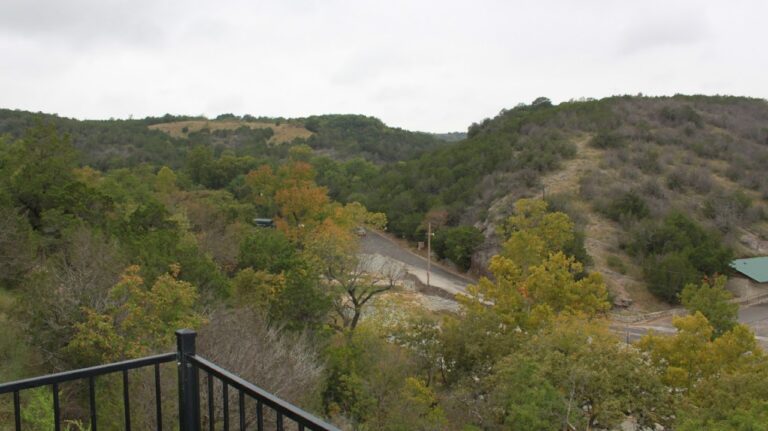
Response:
149,120,313,144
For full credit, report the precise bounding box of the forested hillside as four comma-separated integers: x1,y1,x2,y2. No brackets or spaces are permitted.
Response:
0,110,445,169
303,114,447,162
3,96,766,307
2,96,768,429
330,95,768,309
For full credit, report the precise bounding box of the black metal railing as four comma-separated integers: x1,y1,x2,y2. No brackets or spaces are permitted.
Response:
0,352,176,431
0,329,339,431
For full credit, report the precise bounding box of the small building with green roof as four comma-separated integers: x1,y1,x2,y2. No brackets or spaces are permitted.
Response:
730,257,768,283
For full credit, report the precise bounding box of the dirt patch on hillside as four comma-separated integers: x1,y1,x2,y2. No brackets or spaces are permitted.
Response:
539,135,670,311
149,120,313,144
540,135,600,196
480,131,670,311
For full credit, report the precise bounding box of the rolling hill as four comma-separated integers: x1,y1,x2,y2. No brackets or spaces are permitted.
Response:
358,95,768,310
3,95,767,310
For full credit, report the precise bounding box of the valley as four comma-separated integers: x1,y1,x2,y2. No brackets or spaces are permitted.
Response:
3,95,768,429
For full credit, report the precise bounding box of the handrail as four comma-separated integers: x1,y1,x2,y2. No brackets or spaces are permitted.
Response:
0,329,339,431
190,354,340,431
0,352,176,394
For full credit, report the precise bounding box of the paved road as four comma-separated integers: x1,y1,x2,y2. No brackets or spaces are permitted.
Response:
359,229,474,296
738,303,768,347
612,302,768,348
610,323,675,344
360,229,768,348
739,303,768,338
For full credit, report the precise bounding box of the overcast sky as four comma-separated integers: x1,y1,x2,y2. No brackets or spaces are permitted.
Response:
1,0,766,132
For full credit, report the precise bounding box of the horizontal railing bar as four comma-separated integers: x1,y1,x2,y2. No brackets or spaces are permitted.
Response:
190,355,340,431
0,353,176,394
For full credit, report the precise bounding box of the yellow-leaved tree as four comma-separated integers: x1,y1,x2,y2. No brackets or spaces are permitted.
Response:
462,199,609,329
638,312,763,390
638,311,768,428
66,264,205,365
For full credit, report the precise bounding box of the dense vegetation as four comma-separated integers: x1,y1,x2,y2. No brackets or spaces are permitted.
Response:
2,95,768,429
316,95,768,303
0,109,198,169
305,114,447,162
432,226,484,270
627,212,733,303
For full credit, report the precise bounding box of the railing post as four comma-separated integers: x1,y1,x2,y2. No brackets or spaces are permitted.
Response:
177,329,200,431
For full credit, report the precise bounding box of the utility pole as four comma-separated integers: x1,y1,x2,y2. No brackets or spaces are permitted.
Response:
427,222,431,288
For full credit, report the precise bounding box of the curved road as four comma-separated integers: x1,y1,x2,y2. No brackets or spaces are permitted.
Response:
359,229,475,297
612,302,768,348
361,229,768,349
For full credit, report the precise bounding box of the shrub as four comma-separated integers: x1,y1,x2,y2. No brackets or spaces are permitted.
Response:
629,213,733,303
590,131,625,149
666,170,685,191
632,148,662,174
645,252,700,303
641,179,665,199
603,191,650,222
432,226,484,271
702,191,752,232
238,228,298,273
659,105,702,127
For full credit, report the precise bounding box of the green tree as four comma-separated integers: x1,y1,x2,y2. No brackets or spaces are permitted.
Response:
238,228,298,273
269,266,330,330
389,313,442,386
645,251,700,303
680,275,737,337
527,318,672,429
677,403,768,431
484,357,566,430
631,212,732,303
0,206,37,288
3,124,79,227
154,165,178,194
185,145,214,186
322,327,417,428
438,311,515,383
383,377,447,431
1,125,110,240
432,226,483,270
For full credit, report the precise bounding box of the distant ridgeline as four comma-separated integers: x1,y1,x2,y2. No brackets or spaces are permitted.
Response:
0,110,447,171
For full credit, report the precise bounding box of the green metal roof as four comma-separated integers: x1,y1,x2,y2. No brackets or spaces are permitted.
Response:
730,257,768,283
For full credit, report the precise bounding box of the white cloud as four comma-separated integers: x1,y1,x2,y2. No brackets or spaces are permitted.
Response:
0,0,766,132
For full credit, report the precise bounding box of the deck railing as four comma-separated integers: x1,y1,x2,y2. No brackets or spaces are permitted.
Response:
0,329,339,431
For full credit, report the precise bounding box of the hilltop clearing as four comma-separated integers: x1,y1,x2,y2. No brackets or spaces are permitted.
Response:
149,119,313,144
